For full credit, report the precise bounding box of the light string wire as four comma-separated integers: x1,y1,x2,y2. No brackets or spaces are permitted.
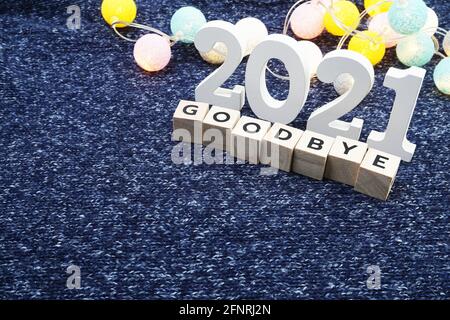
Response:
111,20,210,51
112,20,177,46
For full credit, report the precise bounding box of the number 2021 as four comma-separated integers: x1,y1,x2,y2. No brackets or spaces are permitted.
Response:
194,21,426,162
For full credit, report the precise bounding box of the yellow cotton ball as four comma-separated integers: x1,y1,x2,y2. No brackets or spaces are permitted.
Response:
348,31,386,65
101,0,137,28
200,42,227,65
364,0,392,17
324,0,360,36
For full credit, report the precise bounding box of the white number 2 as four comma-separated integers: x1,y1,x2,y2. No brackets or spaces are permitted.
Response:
307,50,375,140
194,21,246,110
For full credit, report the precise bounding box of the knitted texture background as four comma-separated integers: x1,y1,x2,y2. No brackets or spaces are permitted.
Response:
0,0,448,299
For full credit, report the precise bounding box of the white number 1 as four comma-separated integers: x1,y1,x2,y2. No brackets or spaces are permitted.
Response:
367,67,425,162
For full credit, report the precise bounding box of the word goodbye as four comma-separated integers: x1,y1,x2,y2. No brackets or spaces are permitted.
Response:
194,21,426,162
173,101,401,200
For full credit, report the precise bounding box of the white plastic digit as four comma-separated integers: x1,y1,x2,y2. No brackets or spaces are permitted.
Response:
367,67,425,162
307,50,375,140
194,21,246,110
245,34,310,124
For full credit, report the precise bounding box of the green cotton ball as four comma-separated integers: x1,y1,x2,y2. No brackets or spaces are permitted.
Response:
170,6,207,44
433,57,450,95
396,32,435,67
388,0,428,35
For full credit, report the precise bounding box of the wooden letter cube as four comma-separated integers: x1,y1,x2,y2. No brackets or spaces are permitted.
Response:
202,106,241,153
324,136,368,186
260,123,304,172
292,130,335,180
230,116,271,164
354,148,401,201
172,100,209,144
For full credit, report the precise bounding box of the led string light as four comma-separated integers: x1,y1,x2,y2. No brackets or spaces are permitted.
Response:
102,1,210,71
333,0,449,94
103,0,269,67
280,0,449,94
102,0,449,95
336,1,436,56
270,0,396,80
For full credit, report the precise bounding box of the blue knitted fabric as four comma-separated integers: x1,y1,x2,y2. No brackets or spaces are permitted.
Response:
0,0,448,299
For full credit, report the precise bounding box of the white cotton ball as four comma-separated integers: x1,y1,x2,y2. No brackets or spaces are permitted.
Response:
297,40,323,78
334,73,354,95
420,7,439,37
235,17,269,56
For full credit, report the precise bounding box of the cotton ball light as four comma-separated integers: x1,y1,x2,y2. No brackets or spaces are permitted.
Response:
133,34,171,72
396,32,435,67
433,58,450,95
101,0,137,28
420,7,439,37
334,73,354,95
297,41,323,78
200,42,227,65
444,32,450,57
387,0,428,35
368,12,401,48
364,0,392,17
324,0,360,36
235,17,268,56
290,2,324,40
170,6,207,44
348,31,386,65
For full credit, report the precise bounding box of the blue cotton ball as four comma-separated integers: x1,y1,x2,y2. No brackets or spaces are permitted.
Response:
170,6,207,44
396,32,435,67
388,0,428,35
433,58,450,95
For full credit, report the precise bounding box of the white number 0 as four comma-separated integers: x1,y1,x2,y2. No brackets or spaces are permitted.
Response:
367,67,425,162
246,34,310,124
